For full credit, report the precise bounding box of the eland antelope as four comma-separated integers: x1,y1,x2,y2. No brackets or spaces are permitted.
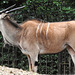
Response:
0,5,75,72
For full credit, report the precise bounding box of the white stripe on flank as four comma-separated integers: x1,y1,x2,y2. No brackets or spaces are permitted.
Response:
36,23,41,38
46,22,50,39
40,23,43,34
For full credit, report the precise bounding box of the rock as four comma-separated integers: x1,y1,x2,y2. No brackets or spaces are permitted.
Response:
0,66,41,75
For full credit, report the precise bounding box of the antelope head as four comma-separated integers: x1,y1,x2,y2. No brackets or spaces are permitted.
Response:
0,4,25,46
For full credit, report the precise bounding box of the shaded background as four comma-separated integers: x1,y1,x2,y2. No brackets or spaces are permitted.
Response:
0,0,75,74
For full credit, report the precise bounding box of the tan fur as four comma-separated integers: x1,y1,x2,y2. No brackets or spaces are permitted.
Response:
0,13,75,72
21,20,69,53
19,20,75,72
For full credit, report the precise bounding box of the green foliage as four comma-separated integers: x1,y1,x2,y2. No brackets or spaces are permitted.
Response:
0,0,75,74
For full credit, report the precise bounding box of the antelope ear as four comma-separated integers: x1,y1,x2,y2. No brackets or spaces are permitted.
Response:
1,13,8,19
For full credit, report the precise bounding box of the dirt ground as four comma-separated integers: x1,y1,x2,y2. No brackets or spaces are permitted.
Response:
0,66,41,75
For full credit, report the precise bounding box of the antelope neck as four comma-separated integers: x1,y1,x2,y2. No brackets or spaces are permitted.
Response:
1,18,21,46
